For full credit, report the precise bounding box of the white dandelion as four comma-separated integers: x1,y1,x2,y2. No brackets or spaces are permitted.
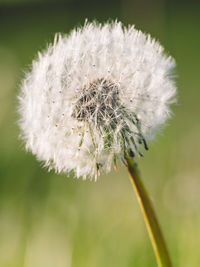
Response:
18,21,177,265
18,21,176,180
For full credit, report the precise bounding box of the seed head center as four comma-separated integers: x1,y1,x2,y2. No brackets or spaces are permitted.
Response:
72,79,120,125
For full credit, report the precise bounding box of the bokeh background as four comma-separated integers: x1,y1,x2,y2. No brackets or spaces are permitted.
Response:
0,0,200,266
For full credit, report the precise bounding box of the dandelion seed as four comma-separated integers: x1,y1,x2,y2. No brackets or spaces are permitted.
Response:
18,21,176,180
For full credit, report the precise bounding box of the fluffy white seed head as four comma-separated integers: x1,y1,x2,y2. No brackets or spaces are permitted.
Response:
18,21,176,179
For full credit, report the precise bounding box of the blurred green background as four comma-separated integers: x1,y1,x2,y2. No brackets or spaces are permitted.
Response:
0,0,200,266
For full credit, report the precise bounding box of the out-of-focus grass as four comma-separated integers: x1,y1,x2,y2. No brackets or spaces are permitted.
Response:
0,1,200,266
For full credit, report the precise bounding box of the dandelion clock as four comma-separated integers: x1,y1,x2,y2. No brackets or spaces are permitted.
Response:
18,21,176,266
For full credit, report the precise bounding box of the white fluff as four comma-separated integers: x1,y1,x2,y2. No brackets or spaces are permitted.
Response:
18,21,176,179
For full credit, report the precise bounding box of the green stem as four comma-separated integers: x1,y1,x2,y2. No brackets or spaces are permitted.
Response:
125,155,172,267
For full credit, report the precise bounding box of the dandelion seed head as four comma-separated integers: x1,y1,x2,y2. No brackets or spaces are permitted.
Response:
18,21,176,179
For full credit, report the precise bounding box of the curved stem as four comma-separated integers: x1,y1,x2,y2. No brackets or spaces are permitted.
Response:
125,155,172,267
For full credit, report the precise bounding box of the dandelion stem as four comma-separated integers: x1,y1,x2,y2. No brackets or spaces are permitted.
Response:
125,155,172,267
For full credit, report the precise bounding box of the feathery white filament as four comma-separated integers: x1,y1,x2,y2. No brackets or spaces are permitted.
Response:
18,21,176,179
